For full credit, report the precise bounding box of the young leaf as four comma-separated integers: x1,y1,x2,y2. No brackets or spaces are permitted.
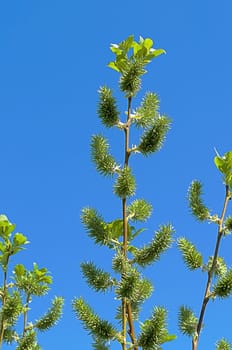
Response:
0,215,16,240
14,263,52,296
13,233,28,246
214,151,232,188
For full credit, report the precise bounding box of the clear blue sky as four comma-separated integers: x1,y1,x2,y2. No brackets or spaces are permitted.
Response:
1,1,232,349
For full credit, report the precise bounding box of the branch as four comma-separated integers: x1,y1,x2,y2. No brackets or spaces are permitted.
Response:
193,185,231,350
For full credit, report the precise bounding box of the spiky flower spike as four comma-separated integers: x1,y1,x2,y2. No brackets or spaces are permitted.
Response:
74,35,175,349
178,151,232,350
216,338,232,350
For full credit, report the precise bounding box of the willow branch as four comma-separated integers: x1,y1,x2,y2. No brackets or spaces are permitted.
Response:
192,185,231,350
23,294,31,336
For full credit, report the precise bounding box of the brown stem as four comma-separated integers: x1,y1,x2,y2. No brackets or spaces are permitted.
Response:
121,96,138,350
126,303,138,350
23,294,31,336
192,185,231,350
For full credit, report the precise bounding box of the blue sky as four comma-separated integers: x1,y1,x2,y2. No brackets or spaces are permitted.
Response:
1,0,232,349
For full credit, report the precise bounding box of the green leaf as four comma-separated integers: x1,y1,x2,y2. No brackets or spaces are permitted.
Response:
0,241,5,252
143,38,153,51
161,334,176,343
107,61,120,72
129,227,146,241
106,219,123,240
14,264,26,278
0,215,16,239
214,151,232,187
14,263,52,296
118,35,134,53
13,233,28,246
148,48,166,58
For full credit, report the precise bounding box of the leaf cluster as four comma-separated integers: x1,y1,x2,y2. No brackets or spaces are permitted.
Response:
14,263,52,296
214,151,232,188
108,35,165,98
0,215,29,272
